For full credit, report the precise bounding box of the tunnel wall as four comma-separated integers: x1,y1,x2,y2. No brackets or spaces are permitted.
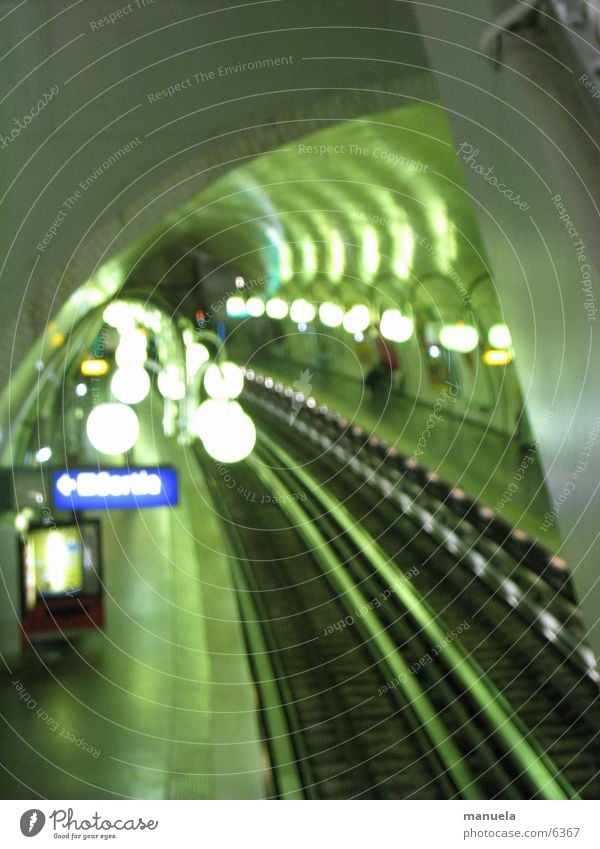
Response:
0,0,429,392
413,0,600,660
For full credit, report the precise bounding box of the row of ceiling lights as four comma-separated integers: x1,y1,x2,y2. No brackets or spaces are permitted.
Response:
227,295,414,342
225,295,513,356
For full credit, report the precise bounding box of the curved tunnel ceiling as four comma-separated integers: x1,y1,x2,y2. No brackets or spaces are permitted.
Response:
124,102,500,324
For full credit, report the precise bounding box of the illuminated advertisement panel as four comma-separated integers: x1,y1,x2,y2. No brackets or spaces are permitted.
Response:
22,522,101,601
20,520,104,636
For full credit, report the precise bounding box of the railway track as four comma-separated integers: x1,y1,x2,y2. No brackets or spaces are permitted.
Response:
238,374,600,799
196,405,591,798
202,449,470,799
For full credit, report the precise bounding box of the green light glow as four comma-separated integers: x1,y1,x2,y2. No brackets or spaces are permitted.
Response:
429,200,458,272
278,241,293,283
96,264,123,297
328,230,345,282
302,240,318,279
393,224,415,280
362,226,380,279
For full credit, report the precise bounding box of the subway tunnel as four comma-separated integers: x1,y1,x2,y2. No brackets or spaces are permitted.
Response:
1,0,600,804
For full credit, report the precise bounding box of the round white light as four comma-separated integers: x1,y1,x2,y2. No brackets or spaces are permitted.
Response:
440,323,479,353
194,399,229,440
110,366,150,405
266,298,288,319
319,302,344,328
35,447,52,463
488,323,512,349
290,299,316,324
75,383,88,397
380,309,414,343
186,343,210,378
226,296,247,318
103,301,134,331
235,276,245,289
197,400,256,463
115,330,147,367
157,365,186,401
142,309,162,333
204,361,244,400
86,403,139,455
246,297,265,317
343,304,370,334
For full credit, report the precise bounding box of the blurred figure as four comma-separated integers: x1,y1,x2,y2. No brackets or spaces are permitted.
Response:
365,329,402,394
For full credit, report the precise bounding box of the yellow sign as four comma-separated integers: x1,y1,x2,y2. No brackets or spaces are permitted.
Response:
81,359,109,376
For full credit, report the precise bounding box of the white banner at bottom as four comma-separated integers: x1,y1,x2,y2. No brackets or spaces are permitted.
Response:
0,800,598,848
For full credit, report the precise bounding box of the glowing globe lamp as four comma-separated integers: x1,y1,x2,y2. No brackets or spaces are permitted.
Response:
290,299,316,324
266,298,288,319
318,302,344,328
439,323,479,353
115,330,147,367
186,343,210,378
196,400,256,463
246,297,265,317
343,304,370,334
204,361,244,400
195,399,230,440
110,366,150,405
86,403,139,455
157,364,186,401
380,309,414,343
103,301,134,331
226,296,248,318
488,323,512,349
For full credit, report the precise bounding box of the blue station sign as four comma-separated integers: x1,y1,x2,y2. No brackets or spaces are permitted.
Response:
52,467,179,511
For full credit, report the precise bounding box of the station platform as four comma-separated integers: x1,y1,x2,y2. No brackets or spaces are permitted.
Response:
244,354,563,555
0,398,266,800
